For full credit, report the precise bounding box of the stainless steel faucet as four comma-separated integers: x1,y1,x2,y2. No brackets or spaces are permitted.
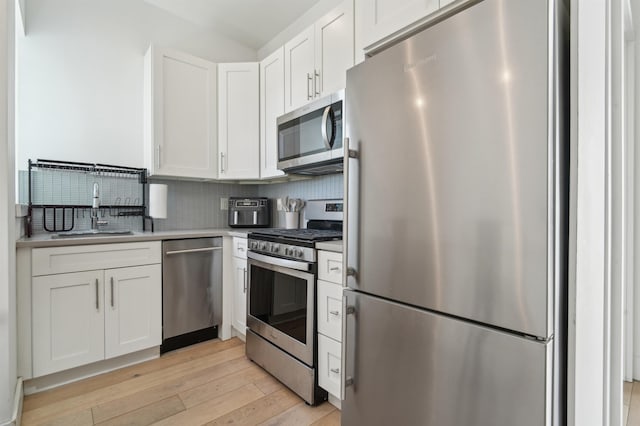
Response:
90,182,108,230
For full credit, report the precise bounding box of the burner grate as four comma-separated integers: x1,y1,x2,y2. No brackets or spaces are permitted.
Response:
249,228,342,242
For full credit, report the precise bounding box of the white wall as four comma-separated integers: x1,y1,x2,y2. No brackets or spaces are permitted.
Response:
632,0,640,380
257,0,342,60
16,0,23,34
0,0,17,422
16,0,257,170
569,0,612,424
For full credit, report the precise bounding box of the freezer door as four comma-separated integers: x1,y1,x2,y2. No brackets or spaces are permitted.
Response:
341,290,553,426
345,0,557,338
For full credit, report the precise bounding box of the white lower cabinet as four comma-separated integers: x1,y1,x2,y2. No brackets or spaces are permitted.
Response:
318,280,343,340
232,256,248,334
232,237,248,336
32,264,161,377
30,242,162,378
32,270,105,377
318,333,342,398
104,265,162,359
316,249,344,402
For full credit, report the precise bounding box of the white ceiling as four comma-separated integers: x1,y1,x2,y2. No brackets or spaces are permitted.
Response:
144,0,322,50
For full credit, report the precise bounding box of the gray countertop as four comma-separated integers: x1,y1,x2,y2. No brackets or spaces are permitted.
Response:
316,240,343,253
17,229,344,250
16,228,258,248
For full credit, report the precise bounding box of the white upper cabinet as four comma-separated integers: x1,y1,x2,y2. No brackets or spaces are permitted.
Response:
284,0,354,112
218,62,260,180
284,26,316,112
144,46,218,179
260,48,286,179
361,0,439,48
315,0,355,97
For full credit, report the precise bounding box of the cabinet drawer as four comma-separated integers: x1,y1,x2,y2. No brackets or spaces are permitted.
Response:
318,250,343,284
318,333,342,398
233,237,248,259
32,242,161,276
318,280,343,341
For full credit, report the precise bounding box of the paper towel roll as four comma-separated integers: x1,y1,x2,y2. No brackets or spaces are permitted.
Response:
149,184,167,219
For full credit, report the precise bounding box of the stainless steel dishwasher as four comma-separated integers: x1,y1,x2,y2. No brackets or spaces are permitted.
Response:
161,237,222,353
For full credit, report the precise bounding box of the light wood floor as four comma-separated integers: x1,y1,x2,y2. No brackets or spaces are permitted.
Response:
22,338,340,426
625,381,640,426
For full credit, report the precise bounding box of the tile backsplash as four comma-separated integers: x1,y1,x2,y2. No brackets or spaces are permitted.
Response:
148,179,257,231
19,170,344,234
258,174,343,227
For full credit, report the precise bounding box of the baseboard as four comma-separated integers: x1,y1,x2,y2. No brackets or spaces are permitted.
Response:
328,393,341,410
24,347,159,395
231,326,246,342
1,377,23,426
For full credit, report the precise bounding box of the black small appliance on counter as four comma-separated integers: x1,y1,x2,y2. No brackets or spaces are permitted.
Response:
228,197,271,228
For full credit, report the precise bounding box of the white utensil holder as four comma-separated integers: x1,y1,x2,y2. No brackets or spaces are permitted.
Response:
285,211,299,229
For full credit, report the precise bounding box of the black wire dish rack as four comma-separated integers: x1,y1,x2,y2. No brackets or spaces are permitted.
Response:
26,159,149,237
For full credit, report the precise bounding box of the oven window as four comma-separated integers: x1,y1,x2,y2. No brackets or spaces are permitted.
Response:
250,264,308,344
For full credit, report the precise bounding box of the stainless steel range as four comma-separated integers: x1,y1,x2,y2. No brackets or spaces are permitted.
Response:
245,199,343,405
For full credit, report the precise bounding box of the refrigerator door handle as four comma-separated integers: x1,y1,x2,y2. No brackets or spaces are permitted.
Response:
344,136,360,289
341,292,356,400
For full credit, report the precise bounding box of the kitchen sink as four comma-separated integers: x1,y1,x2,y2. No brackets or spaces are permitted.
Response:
52,230,133,238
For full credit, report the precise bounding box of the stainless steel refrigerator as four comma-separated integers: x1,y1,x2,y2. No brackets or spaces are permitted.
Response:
342,0,568,425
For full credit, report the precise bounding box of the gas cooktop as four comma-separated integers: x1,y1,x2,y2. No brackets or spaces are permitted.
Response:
249,228,342,242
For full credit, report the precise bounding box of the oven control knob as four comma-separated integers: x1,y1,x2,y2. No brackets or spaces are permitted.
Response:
295,248,304,258
284,247,291,256
259,242,267,250
272,244,280,253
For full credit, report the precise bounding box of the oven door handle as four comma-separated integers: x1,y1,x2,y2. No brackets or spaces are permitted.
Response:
248,251,313,272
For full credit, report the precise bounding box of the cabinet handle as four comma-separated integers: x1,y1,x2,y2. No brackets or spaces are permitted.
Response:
165,247,222,256
95,279,99,311
238,247,245,252
156,145,161,168
330,368,340,374
314,70,320,97
307,73,313,100
243,268,247,293
329,310,340,316
330,267,341,272
220,152,225,173
110,277,115,308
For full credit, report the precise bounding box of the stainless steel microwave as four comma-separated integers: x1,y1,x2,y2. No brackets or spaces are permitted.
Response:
276,90,344,175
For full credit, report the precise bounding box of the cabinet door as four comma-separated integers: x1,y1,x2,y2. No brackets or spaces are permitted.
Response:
361,0,439,48
145,46,218,179
315,0,354,97
260,48,286,179
318,333,342,398
232,257,248,334
317,280,343,342
218,63,260,180
32,271,105,377
284,26,315,112
104,264,161,359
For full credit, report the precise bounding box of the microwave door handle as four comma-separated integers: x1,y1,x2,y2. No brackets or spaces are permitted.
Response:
320,105,336,149
253,211,258,225
233,210,239,225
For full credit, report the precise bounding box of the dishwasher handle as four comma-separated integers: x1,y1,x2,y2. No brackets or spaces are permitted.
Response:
165,247,222,256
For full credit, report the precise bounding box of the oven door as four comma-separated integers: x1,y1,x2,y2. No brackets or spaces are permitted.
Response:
247,252,315,366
